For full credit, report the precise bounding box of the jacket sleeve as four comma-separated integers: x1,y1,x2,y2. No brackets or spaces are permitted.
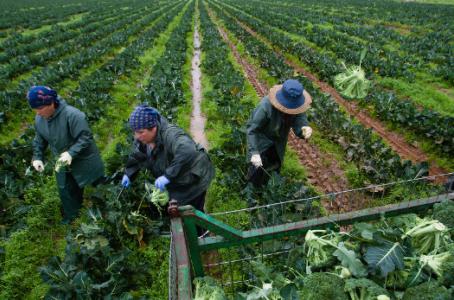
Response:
246,104,269,155
66,111,93,158
124,142,146,179
292,112,309,139
32,128,48,161
163,130,198,180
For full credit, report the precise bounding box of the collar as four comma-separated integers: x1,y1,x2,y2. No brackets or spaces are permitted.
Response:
47,98,67,121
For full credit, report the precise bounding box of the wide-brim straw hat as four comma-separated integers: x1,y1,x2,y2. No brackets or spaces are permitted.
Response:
269,81,312,114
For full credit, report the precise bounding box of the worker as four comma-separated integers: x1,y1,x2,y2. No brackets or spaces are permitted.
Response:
246,79,313,187
28,86,105,224
121,105,215,215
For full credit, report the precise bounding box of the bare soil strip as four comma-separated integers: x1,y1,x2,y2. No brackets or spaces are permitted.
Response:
235,20,447,177
190,22,209,149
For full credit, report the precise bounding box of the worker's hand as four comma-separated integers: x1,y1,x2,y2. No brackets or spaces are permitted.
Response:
55,152,73,172
250,154,263,168
57,151,72,165
32,160,44,172
301,126,313,139
155,175,170,191
121,174,131,188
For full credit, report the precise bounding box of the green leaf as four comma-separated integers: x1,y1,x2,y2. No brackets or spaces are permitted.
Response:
333,242,367,277
280,283,299,300
359,48,367,67
364,239,405,277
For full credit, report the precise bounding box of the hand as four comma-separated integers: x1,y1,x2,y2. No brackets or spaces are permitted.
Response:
57,151,72,165
250,154,262,168
121,174,131,188
155,175,170,191
32,160,44,172
301,126,312,139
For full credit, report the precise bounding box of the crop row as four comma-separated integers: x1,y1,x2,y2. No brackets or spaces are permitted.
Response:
1,2,192,298
0,8,127,62
38,4,196,298
0,8,147,83
0,1,181,132
0,0,148,31
207,1,429,185
212,0,454,155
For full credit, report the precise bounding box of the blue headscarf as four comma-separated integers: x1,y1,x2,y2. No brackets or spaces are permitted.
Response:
129,105,159,131
27,86,58,108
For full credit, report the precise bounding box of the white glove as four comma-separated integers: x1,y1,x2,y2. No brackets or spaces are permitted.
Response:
55,152,73,172
250,154,263,168
301,126,313,139
32,160,44,172
58,151,73,165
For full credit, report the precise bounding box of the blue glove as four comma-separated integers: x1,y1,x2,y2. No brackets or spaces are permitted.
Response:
121,174,131,188
155,175,170,191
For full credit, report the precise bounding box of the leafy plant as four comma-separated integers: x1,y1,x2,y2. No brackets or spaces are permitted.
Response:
364,239,406,278
344,278,390,300
144,181,169,216
193,276,227,300
334,49,371,100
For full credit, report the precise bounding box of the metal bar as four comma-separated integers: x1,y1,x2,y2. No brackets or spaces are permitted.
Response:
182,213,205,277
195,193,454,252
203,249,292,267
169,207,193,299
180,206,243,238
169,234,176,300
209,172,454,217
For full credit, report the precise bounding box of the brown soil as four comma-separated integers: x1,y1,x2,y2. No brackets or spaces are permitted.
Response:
190,23,209,149
235,19,447,178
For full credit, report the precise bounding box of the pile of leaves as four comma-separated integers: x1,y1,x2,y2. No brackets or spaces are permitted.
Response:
193,200,454,299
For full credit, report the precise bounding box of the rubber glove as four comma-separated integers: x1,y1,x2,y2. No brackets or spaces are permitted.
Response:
301,126,313,139
121,174,131,188
57,151,72,165
32,160,44,172
155,175,170,191
250,154,263,168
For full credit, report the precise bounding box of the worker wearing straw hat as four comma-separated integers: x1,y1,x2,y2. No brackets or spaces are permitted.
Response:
246,79,312,187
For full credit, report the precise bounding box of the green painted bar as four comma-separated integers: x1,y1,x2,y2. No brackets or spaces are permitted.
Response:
188,193,453,252
182,213,205,277
170,214,193,299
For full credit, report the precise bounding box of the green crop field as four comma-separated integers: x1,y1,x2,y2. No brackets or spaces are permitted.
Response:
0,0,453,299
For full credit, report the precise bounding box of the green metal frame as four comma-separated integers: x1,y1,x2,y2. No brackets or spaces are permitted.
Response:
169,202,193,299
170,193,454,280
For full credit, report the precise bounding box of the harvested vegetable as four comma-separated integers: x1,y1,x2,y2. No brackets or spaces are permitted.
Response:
144,181,169,215
334,49,371,99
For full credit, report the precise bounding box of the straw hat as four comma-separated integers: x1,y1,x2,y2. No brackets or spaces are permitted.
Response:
269,79,312,114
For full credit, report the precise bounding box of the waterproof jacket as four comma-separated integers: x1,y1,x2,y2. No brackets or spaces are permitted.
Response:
32,100,104,187
125,116,215,204
247,96,309,162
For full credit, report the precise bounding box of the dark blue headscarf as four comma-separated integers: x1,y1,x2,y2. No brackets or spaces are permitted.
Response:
27,86,58,108
129,105,159,131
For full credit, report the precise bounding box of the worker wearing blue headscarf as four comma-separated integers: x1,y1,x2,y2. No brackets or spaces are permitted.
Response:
28,86,104,224
122,105,215,212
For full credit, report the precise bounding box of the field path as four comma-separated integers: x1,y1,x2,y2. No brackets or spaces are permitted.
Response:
190,22,209,149
234,19,447,177
214,17,350,196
